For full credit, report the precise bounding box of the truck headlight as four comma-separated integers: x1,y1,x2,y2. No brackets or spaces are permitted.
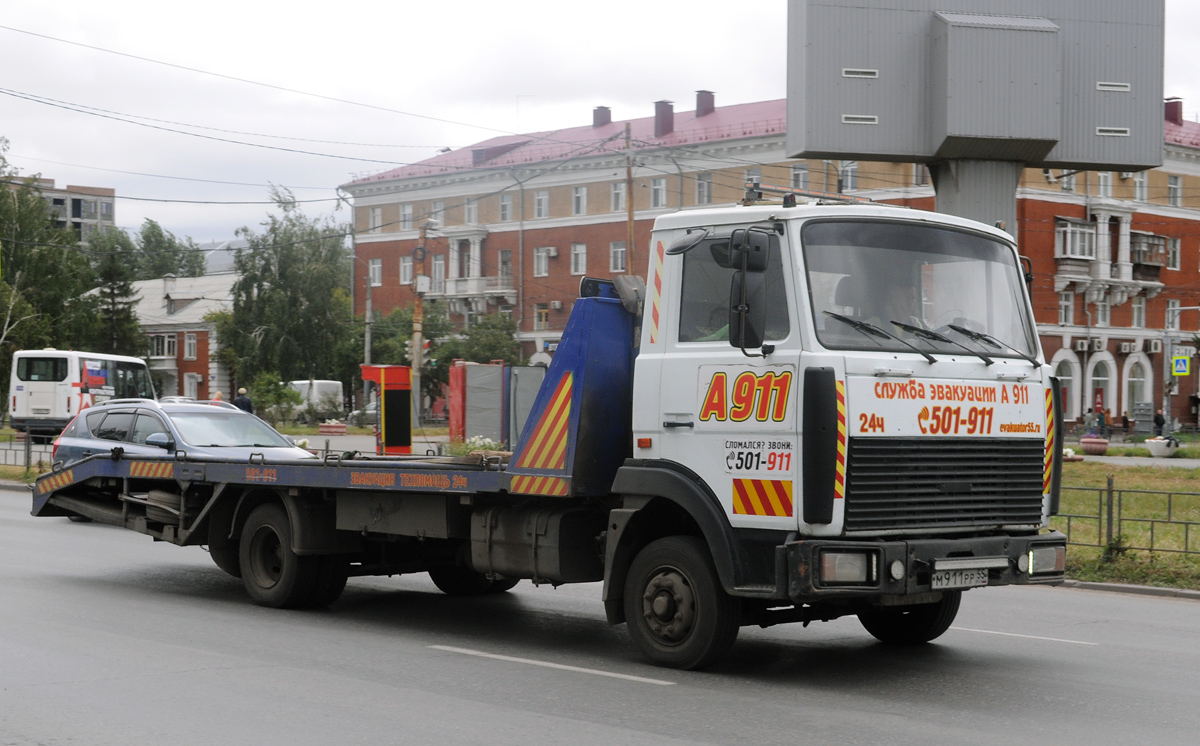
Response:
820,550,878,585
1028,545,1066,575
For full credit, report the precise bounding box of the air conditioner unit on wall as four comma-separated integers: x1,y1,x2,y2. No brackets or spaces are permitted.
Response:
1119,342,1132,354
1074,340,1089,352
545,246,558,258
1120,172,1135,179
1149,339,1163,353
1092,338,1105,352
550,300,563,310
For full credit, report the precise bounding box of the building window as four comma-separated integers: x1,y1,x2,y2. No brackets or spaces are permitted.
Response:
610,241,626,273
81,200,97,218
792,164,810,190
1097,171,1112,198
184,333,197,361
1167,299,1181,330
1131,231,1167,265
745,167,761,185
400,256,413,285
1095,296,1110,327
368,207,382,233
534,247,551,277
1134,172,1148,202
1128,362,1147,407
499,193,513,222
1131,296,1145,328
569,243,587,275
534,190,549,219
499,250,512,278
464,198,478,224
1058,292,1074,325
1168,238,1181,270
149,334,177,358
100,201,112,218
431,255,445,293
696,173,712,205
368,258,382,287
1168,175,1182,207
611,182,626,212
534,303,550,331
1091,361,1111,413
1061,172,1076,192
430,201,444,225
651,178,667,208
911,163,927,186
842,162,858,191
572,186,587,216
1056,220,1096,259
1055,360,1075,420
400,204,413,230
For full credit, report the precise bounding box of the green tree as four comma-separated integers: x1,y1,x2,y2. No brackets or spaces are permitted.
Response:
247,370,303,425
368,303,455,402
85,227,145,355
431,312,523,399
215,189,351,387
0,137,99,411
131,219,206,279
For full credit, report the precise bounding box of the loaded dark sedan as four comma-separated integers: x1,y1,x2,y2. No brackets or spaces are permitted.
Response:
53,398,316,466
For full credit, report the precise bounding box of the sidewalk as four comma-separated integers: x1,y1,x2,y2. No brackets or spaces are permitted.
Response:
1072,454,1200,468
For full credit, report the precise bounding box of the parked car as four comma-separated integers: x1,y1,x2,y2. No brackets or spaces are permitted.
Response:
52,398,317,467
348,401,378,428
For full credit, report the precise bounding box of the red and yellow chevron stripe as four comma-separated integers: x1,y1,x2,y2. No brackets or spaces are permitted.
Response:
733,479,793,517
130,461,174,479
1044,388,1055,494
834,380,847,499
513,372,573,471
510,475,570,497
37,469,74,495
649,240,665,344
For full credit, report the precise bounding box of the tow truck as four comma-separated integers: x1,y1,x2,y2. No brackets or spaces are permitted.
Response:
33,202,1066,669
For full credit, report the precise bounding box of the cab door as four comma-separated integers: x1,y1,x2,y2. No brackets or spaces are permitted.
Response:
653,231,801,530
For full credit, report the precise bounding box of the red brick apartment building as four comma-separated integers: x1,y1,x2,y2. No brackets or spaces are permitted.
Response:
340,95,1200,428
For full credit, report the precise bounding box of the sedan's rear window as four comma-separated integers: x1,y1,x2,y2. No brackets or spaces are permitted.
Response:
168,411,291,448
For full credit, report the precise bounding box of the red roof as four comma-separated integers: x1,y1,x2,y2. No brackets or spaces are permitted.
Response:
347,99,787,185
1165,118,1200,150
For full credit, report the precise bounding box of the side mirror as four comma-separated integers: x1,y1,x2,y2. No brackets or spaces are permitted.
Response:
728,229,770,271
729,271,768,350
145,432,175,451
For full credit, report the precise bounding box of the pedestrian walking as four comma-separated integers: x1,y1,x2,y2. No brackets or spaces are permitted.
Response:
1154,408,1166,437
234,387,253,414
1082,408,1097,436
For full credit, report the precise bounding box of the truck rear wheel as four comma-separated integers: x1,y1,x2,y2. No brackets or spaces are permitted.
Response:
623,536,740,670
306,555,350,607
428,566,518,595
239,503,318,608
858,591,962,645
209,542,241,578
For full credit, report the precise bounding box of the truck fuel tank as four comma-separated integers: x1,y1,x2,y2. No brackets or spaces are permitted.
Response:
469,504,607,584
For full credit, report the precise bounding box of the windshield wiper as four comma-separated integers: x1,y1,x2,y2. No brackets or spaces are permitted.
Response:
946,324,1040,367
891,321,993,366
824,312,936,364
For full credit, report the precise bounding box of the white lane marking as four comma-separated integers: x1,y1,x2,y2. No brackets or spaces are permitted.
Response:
951,626,1098,646
428,645,676,686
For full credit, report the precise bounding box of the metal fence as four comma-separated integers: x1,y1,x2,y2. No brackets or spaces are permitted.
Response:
1054,478,1200,555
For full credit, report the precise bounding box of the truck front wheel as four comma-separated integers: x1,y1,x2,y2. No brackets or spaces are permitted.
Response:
239,503,318,608
623,536,740,670
857,591,962,645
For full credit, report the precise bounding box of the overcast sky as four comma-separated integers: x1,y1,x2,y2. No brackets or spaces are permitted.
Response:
2,1,1197,245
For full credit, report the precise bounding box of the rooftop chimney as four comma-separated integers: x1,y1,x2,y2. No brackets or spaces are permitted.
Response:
1166,98,1184,126
593,106,612,127
654,100,674,138
163,274,176,308
696,90,715,117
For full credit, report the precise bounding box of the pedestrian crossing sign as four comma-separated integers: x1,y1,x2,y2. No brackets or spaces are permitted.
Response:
1172,356,1190,376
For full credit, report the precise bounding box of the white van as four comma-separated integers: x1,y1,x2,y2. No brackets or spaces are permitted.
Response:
288,379,345,420
9,349,156,434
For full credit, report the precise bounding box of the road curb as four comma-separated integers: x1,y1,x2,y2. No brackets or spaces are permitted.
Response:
1060,578,1200,601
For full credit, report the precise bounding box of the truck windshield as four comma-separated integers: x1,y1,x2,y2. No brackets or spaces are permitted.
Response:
803,220,1037,358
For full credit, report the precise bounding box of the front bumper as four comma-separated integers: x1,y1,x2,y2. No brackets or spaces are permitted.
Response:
786,531,1066,601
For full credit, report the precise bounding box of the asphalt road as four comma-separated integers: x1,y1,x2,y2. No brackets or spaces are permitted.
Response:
3,487,1198,746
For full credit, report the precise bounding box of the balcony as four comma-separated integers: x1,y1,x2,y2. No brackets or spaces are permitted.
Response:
1130,232,1166,283
427,274,516,304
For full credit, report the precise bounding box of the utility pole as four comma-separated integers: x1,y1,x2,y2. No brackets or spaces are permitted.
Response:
411,221,431,429
625,122,635,274
363,268,372,414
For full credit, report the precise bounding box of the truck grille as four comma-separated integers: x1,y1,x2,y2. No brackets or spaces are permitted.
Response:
843,438,1044,532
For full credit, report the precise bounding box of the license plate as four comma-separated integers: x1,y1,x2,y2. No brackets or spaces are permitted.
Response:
931,568,989,590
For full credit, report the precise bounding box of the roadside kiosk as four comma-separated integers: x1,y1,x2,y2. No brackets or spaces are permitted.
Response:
360,364,412,455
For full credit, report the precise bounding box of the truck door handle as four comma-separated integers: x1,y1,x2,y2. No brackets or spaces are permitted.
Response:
663,421,694,428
